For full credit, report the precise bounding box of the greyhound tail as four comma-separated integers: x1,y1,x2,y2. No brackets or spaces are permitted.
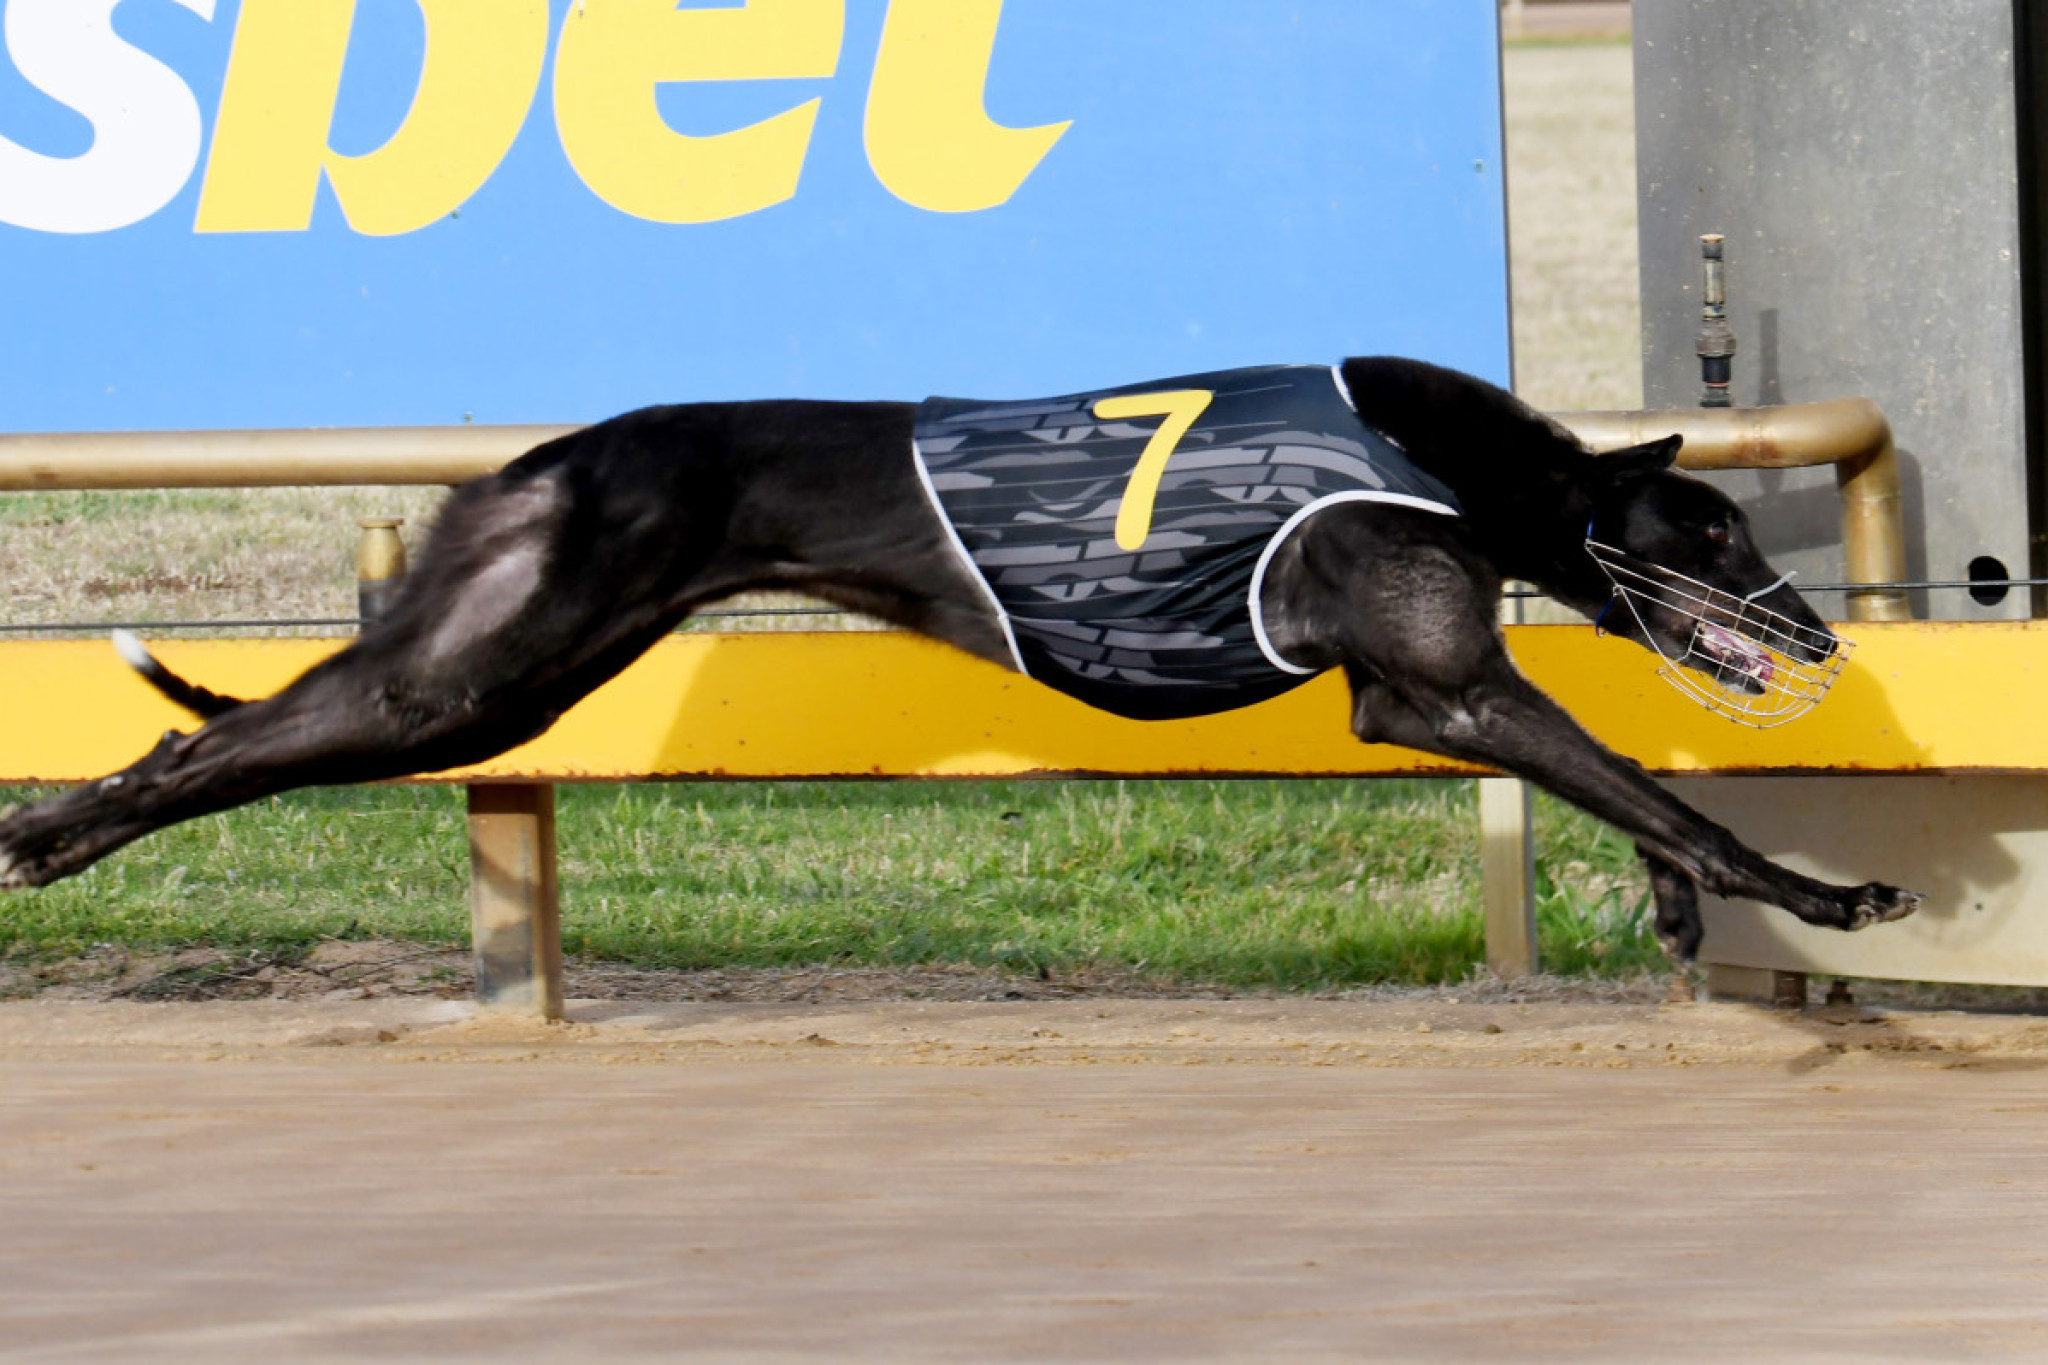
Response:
111,629,248,720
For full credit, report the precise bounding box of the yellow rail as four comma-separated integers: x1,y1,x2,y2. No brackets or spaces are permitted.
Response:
0,622,2031,784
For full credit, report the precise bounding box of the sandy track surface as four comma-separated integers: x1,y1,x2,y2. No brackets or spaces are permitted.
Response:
6,996,2048,1362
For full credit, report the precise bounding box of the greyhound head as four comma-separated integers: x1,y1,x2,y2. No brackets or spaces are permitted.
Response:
1583,436,1848,726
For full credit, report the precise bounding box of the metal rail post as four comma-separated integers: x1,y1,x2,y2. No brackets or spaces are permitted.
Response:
1481,577,1538,978
1479,777,1537,976
352,512,564,1020
354,518,407,622
467,784,564,1019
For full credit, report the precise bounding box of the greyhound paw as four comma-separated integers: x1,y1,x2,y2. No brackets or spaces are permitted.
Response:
1845,883,1922,930
0,846,62,890
0,820,61,890
1654,929,1700,969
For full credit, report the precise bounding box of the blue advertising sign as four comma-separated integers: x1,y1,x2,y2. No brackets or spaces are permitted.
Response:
1,0,1507,432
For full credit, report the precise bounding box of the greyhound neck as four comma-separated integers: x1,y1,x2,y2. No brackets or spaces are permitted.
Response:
1334,356,1613,599
1402,455,1599,593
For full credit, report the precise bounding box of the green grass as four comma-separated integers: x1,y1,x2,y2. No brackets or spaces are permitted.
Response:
0,490,253,528
0,779,1661,990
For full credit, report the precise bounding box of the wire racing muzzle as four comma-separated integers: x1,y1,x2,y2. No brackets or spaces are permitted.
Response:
1585,539,1851,728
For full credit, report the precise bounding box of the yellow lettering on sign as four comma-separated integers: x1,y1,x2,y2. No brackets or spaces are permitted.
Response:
195,0,549,236
864,0,1070,213
554,0,843,225
1095,389,1214,553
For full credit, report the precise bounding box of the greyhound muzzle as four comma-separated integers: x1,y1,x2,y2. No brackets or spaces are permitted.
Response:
1585,539,1851,728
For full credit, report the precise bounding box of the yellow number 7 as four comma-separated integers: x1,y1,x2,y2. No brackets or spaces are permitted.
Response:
1093,388,1215,551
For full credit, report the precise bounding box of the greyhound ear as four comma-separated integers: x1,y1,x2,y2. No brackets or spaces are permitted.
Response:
1598,433,1682,481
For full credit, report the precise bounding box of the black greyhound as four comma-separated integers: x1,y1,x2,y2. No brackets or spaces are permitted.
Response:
0,358,1918,961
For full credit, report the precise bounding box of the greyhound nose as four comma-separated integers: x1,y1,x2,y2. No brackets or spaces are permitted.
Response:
1754,606,1836,665
1784,631,1836,666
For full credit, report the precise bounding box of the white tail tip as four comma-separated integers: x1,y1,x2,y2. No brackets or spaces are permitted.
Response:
111,628,155,674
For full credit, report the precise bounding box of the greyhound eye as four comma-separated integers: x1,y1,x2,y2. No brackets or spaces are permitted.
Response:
1704,520,1732,546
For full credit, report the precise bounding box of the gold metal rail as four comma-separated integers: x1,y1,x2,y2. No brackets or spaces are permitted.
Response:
0,424,576,490
1556,399,1908,624
0,405,1907,629
0,402,1907,626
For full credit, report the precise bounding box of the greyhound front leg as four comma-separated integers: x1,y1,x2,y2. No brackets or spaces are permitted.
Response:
1637,848,1708,1000
1346,665,1921,934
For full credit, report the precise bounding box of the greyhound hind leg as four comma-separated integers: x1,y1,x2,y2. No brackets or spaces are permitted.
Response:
0,614,639,889
0,462,722,887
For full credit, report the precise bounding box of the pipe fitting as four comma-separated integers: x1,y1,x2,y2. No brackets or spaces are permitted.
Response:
356,518,407,624
1696,234,1738,408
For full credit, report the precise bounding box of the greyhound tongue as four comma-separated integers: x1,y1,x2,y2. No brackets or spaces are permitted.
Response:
1696,621,1774,685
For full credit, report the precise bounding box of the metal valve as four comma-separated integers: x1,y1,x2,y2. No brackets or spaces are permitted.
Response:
1696,233,1737,407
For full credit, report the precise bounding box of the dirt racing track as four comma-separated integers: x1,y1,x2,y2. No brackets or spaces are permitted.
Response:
4,996,2048,1362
